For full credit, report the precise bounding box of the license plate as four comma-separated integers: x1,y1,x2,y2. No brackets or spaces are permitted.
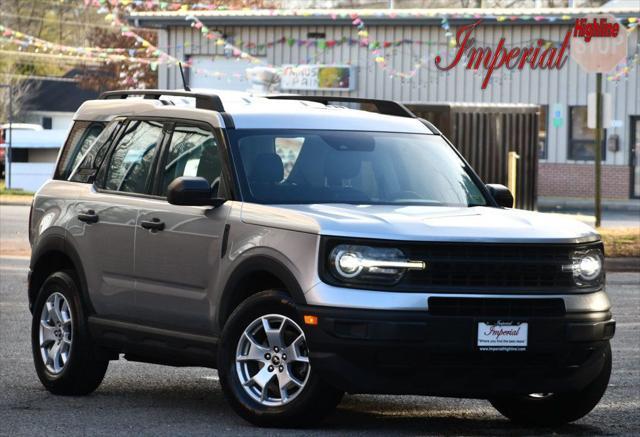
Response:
477,321,528,351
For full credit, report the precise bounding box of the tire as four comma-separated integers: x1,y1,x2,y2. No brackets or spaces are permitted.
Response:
31,270,109,395
489,342,612,426
218,290,343,427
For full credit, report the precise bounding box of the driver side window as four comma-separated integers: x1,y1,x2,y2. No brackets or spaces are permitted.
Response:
159,124,222,196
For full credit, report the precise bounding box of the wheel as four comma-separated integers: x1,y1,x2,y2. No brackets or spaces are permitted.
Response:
218,290,343,427
31,270,109,395
489,343,612,426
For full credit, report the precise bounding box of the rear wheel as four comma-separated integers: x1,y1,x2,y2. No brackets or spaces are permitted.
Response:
31,271,109,395
218,290,343,427
489,343,612,426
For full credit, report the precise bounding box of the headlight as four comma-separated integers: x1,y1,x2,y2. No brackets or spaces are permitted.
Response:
563,249,604,286
329,244,425,285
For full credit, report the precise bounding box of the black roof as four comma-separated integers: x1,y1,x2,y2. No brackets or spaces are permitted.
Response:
26,70,100,113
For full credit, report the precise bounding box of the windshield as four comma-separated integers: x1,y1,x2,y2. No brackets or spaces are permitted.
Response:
228,129,487,207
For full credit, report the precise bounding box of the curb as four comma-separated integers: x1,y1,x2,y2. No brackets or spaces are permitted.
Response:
0,200,33,206
605,257,640,272
538,197,640,212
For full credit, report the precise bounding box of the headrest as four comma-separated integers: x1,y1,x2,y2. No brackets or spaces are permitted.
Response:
325,151,361,183
249,153,284,184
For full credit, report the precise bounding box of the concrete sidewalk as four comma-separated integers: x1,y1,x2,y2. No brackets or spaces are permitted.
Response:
0,195,32,206
538,197,640,212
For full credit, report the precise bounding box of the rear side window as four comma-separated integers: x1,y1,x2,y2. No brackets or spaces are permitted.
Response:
54,121,105,180
159,124,222,196
103,120,164,194
69,121,123,183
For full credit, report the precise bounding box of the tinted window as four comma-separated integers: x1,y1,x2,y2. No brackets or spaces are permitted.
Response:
229,129,487,207
160,124,221,196
55,121,105,180
68,121,122,183
104,120,163,194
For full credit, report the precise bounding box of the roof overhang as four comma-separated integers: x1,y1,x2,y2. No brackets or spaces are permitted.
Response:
127,7,640,28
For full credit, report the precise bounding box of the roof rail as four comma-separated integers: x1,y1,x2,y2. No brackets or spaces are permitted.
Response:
98,89,225,112
266,95,416,118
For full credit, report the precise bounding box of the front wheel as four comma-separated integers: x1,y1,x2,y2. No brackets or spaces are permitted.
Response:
218,290,343,427
489,343,612,426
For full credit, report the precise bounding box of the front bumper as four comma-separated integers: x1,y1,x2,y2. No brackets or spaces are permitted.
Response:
298,303,615,398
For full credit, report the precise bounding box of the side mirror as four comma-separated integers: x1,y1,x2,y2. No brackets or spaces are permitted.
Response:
486,184,514,208
167,176,225,207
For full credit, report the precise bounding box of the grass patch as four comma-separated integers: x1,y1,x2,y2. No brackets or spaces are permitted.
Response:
0,181,34,196
599,227,640,258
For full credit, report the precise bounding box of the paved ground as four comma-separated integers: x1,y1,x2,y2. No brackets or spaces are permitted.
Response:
0,204,29,256
1,256,638,436
1,203,639,435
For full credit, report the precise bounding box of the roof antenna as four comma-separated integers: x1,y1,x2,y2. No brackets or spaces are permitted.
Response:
178,62,191,91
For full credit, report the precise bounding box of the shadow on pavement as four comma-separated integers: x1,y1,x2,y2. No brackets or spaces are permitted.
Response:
320,397,607,436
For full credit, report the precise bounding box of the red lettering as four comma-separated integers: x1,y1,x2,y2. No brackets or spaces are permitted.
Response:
435,20,481,71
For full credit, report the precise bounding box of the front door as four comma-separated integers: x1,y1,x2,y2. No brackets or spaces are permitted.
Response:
133,122,230,334
631,116,640,198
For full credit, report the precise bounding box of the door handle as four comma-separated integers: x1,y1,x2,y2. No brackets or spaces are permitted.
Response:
140,218,165,231
77,210,99,224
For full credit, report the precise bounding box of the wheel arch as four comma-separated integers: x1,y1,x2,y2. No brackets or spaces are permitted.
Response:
217,255,306,330
29,233,93,315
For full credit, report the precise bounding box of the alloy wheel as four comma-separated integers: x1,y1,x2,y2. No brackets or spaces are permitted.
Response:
235,314,310,407
39,292,73,374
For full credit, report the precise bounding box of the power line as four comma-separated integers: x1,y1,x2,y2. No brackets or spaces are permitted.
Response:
0,12,156,32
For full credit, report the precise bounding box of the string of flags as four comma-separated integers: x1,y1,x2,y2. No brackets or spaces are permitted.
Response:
3,2,638,84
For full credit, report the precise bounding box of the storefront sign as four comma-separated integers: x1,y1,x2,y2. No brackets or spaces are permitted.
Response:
435,20,571,89
434,14,628,89
280,64,355,91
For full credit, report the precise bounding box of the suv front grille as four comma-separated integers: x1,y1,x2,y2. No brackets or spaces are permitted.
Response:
428,297,566,317
320,238,604,293
403,243,582,292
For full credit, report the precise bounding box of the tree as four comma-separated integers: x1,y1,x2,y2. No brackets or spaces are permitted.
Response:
79,27,158,91
0,63,39,125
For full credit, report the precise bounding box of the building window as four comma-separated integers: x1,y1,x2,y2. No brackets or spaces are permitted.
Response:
42,117,52,130
538,105,548,160
568,106,606,161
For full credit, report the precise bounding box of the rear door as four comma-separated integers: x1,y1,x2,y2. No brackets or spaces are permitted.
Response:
67,118,165,319
133,122,231,334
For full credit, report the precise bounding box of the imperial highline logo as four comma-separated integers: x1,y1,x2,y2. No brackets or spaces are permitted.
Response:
435,17,623,89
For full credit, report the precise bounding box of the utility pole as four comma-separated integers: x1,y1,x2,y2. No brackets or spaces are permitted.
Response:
594,73,602,228
570,14,626,229
0,84,12,189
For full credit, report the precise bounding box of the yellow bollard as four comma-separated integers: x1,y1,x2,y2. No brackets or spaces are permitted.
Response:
507,151,520,208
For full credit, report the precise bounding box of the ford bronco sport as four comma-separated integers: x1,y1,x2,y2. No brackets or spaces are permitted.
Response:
28,90,614,427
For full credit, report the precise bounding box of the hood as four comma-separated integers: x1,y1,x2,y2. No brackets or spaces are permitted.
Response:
240,203,600,244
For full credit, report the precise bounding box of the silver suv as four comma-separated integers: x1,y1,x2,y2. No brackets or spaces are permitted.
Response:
28,90,615,427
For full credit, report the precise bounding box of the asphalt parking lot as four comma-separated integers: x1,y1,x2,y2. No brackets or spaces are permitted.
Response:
1,204,639,435
0,255,638,436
